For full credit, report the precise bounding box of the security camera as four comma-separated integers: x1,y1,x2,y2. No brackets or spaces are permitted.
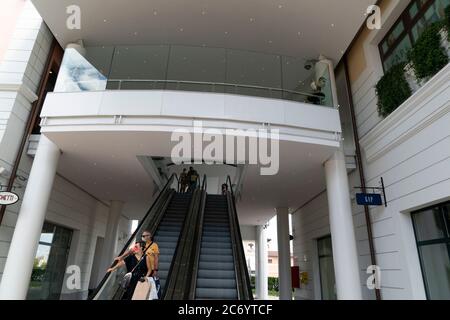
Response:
304,61,313,70
304,59,319,70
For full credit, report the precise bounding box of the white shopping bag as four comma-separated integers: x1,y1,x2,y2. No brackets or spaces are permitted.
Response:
147,277,158,300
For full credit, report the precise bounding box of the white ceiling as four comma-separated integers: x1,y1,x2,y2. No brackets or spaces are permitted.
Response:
32,0,375,62
45,130,336,225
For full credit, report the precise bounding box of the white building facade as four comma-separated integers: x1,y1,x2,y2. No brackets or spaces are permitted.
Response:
0,0,448,300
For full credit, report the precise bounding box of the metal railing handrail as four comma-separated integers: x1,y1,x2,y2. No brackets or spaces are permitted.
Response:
226,175,254,300
226,175,253,300
107,78,325,100
89,173,178,300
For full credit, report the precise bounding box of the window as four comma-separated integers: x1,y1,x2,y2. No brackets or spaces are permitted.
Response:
411,201,450,299
379,0,450,71
317,235,337,300
27,222,73,300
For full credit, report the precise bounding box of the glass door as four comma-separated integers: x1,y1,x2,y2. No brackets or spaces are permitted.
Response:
317,235,337,300
27,222,73,300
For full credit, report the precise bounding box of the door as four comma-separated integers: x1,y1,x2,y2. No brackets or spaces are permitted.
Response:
27,222,73,300
317,235,337,300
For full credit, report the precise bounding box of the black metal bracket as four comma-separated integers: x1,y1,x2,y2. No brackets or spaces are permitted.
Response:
354,177,387,207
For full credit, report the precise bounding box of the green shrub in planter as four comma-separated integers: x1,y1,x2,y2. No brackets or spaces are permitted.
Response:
408,22,448,80
375,62,412,118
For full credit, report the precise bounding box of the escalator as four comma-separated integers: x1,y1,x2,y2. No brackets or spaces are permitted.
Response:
195,194,237,299
183,176,253,300
90,174,195,300
154,193,191,293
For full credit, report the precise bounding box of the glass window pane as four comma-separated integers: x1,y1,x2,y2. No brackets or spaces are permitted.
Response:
319,256,337,300
27,223,73,300
318,237,333,256
418,243,450,299
54,48,108,92
109,45,169,87
226,50,282,89
409,2,419,19
167,46,226,84
413,207,446,242
85,46,114,77
383,36,412,71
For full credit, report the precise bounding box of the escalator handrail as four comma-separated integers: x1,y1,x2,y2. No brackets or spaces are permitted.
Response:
88,173,178,299
226,175,253,300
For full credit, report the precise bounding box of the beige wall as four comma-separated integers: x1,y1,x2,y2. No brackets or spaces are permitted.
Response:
0,0,26,63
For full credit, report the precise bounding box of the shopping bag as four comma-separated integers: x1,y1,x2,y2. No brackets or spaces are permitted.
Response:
147,277,158,300
132,278,151,300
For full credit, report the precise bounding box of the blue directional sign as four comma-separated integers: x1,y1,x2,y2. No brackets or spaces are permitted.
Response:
356,193,383,206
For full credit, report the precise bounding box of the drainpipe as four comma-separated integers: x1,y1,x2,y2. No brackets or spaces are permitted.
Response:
343,56,381,300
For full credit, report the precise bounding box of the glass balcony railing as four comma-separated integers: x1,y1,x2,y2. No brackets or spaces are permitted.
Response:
54,45,335,107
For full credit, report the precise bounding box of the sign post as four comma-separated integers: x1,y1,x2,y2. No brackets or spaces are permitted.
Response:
354,177,387,207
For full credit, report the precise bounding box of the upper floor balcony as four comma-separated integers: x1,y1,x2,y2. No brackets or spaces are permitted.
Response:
54,44,336,108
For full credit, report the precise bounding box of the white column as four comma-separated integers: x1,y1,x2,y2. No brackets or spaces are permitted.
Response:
99,201,123,273
0,136,60,300
276,207,292,300
256,225,268,300
324,149,362,300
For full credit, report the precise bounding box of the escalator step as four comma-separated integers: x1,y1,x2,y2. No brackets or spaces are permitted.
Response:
199,261,234,270
201,242,232,249
202,236,231,243
195,288,237,299
199,254,234,263
202,231,231,237
200,247,233,255
198,269,235,279
197,278,236,289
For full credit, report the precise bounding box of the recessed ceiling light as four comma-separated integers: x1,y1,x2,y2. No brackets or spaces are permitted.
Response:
153,11,157,15
224,31,229,35
201,10,206,15
278,5,283,9
103,19,107,23
331,23,335,27
179,27,184,32
250,18,255,22
297,31,301,36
